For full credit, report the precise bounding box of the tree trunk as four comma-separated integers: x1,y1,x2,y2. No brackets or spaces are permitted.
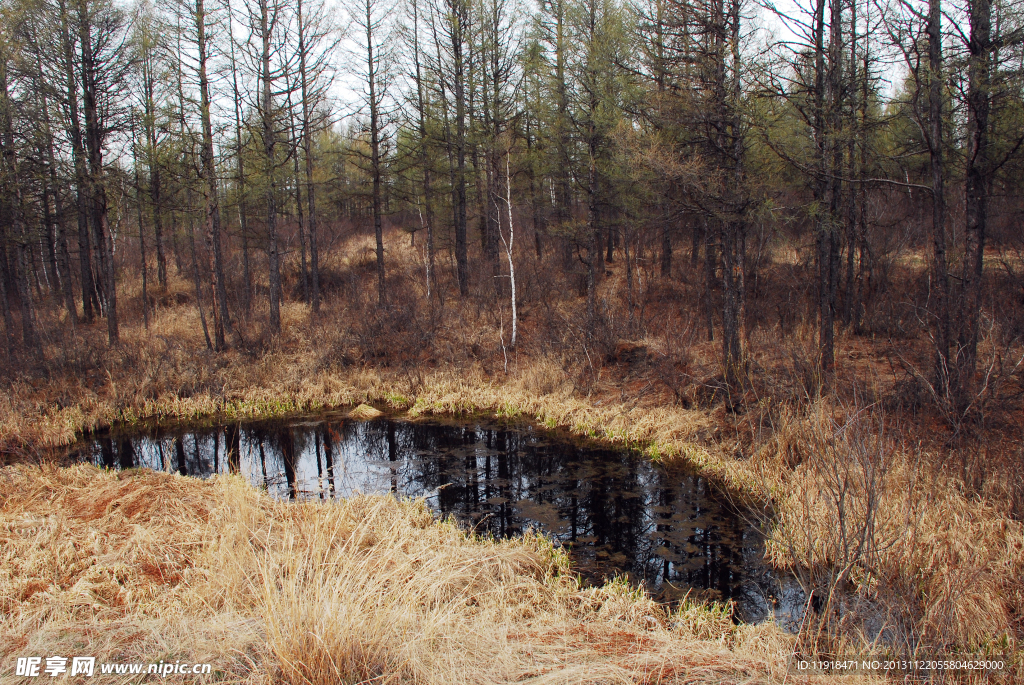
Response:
46,148,77,321
365,0,386,307
196,0,230,348
132,119,149,329
704,220,715,341
36,54,78,323
0,247,13,349
288,97,309,304
261,0,281,332
451,0,469,296
855,28,870,333
720,0,745,395
482,44,501,286
41,183,60,298
812,0,834,372
927,0,951,396
14,241,37,349
297,0,320,313
187,195,213,350
79,0,118,344
552,0,572,273
0,59,37,350
841,0,857,328
958,0,992,404
141,42,166,291
526,113,543,261
226,8,251,315
59,0,96,323
661,229,671,277
586,149,598,337
411,0,435,300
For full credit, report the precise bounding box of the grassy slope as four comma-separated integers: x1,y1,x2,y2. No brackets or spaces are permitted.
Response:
2,464,807,684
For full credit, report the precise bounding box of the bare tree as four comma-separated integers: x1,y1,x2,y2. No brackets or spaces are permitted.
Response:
56,0,97,323
427,0,471,296
173,20,213,349
349,0,393,306
404,0,437,299
167,0,231,347
136,1,168,291
76,0,130,345
479,0,522,290
536,0,572,269
261,0,283,331
497,138,516,347
295,0,338,314
21,8,79,322
757,0,856,375
237,0,291,332
718,0,746,395
130,109,149,328
0,18,37,349
223,0,252,314
196,0,231,346
926,0,950,396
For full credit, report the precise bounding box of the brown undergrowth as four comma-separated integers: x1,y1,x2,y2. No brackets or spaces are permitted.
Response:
1,231,1022,681
752,404,1024,668
1,362,1021,682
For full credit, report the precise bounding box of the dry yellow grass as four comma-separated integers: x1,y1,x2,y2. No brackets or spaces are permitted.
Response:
2,329,1022,672
750,404,1024,660
3,229,1022,682
1,464,842,684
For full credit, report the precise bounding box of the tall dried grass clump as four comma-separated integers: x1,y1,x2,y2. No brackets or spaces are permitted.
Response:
2,464,826,684
753,402,1024,668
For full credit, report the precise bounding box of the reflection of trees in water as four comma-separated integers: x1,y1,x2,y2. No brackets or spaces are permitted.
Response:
359,420,468,500
77,417,768,614
642,469,752,599
388,422,398,492
176,436,187,475
280,428,297,499
226,424,241,474
244,427,271,490
93,438,137,469
89,424,743,597
245,426,299,499
321,426,336,496
118,440,135,469
351,425,750,599
362,422,662,580
322,420,378,495
580,452,649,578
311,428,324,499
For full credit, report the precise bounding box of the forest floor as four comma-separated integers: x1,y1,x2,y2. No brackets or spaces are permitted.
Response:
1,229,1023,682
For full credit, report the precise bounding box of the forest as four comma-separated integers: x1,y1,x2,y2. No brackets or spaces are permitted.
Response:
1,0,1024,679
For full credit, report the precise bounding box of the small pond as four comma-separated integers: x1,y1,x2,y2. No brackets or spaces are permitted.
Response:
71,415,802,625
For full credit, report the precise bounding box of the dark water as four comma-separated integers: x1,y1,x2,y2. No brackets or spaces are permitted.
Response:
73,416,802,625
